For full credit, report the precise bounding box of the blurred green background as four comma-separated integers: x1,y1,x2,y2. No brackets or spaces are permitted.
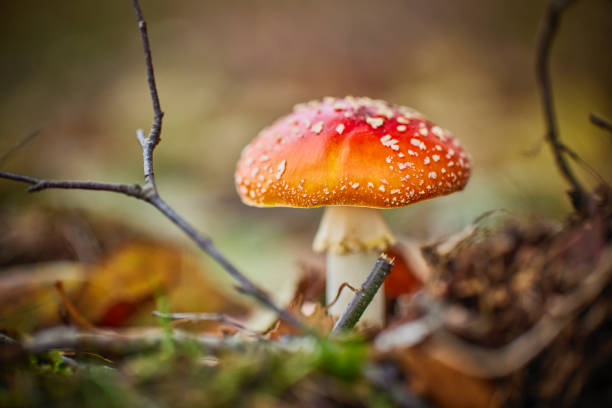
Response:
1,1,610,308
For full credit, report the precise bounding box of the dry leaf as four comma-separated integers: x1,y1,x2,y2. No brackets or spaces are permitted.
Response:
384,239,427,299
76,242,246,327
0,262,85,333
0,242,246,332
391,345,500,408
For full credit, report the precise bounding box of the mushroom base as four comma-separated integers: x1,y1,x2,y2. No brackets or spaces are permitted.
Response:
326,250,385,326
313,206,395,254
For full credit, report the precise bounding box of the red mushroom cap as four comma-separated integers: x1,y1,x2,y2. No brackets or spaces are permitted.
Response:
235,96,470,208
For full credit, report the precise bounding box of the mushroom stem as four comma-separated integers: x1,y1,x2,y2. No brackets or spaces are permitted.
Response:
313,206,395,327
313,206,395,254
326,250,385,325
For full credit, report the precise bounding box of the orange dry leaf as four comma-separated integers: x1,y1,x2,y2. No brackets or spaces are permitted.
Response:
384,240,427,299
76,242,246,327
266,295,334,340
392,345,500,408
0,242,246,332
0,262,85,333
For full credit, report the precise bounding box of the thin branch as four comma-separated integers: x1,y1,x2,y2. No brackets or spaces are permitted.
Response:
145,194,306,332
557,143,609,186
0,1,307,335
0,130,41,167
590,113,612,135
0,170,144,198
332,255,394,333
536,0,590,215
153,311,261,337
131,0,163,188
23,326,317,355
0,333,18,345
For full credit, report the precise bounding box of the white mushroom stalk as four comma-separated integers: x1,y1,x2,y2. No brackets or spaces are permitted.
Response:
313,206,395,327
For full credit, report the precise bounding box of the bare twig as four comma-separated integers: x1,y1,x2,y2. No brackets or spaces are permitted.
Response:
557,143,609,186
0,130,40,167
132,0,163,188
62,350,114,365
536,0,591,215
0,1,305,333
0,170,144,197
590,113,612,135
23,326,318,355
332,255,393,333
0,333,18,345
153,311,261,337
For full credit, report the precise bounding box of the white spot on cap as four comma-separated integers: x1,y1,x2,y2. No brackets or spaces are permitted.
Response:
398,152,405,158
336,123,345,134
351,182,360,189
419,127,429,136
396,125,407,132
259,154,270,162
398,162,413,170
428,171,437,179
386,156,393,163
381,134,399,150
368,182,374,188
432,154,440,162
311,121,324,134
275,160,286,180
245,157,254,165
397,117,409,124
424,157,430,164
366,117,384,129
379,185,386,192
251,167,259,177
432,126,443,138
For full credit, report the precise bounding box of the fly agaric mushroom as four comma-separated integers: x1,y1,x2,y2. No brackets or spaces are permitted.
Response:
235,96,470,326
